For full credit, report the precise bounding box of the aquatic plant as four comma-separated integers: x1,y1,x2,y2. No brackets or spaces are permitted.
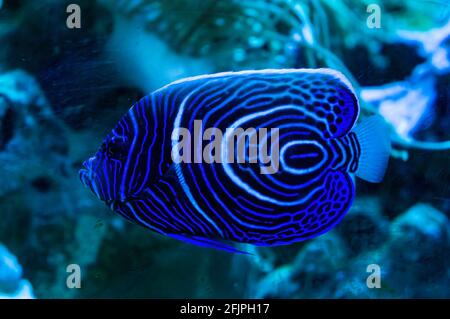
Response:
102,0,313,70
362,19,450,153
101,0,450,158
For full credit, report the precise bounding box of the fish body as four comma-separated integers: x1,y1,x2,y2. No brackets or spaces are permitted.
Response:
80,69,391,252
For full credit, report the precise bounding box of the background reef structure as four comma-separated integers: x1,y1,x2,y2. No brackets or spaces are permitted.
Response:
0,0,448,298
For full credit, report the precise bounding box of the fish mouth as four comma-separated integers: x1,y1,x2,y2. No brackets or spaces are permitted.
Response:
79,157,127,210
79,157,102,199
79,158,94,188
80,168,121,211
79,167,90,188
105,199,119,211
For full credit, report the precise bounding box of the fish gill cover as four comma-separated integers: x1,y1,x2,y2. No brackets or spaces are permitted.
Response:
0,0,448,298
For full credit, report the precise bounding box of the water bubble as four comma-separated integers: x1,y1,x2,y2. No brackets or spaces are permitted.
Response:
292,32,302,42
285,42,298,55
275,55,287,65
215,18,225,26
233,48,247,62
252,22,263,33
249,36,264,48
270,41,282,52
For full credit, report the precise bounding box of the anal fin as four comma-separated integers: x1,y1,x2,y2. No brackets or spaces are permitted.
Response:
167,233,251,255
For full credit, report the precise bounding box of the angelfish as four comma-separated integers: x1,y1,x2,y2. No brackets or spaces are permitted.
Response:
79,69,391,253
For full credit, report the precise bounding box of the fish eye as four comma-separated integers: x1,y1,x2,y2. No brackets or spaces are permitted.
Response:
107,141,119,157
104,136,126,159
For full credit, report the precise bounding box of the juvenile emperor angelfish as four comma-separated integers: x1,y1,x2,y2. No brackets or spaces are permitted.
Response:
80,69,391,253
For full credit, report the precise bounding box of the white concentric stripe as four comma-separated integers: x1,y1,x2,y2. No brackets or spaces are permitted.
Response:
221,105,325,206
172,85,225,237
280,140,328,175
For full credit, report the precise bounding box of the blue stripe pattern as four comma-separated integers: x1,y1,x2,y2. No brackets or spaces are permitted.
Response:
80,69,362,248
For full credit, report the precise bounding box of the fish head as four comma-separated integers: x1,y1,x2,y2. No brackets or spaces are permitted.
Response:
79,116,134,209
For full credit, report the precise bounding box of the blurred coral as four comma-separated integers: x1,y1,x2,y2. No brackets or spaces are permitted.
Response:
0,244,34,299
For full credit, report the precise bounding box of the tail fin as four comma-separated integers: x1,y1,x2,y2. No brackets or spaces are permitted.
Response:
352,115,391,183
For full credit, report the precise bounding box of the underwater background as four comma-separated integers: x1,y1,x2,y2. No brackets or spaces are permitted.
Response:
0,0,449,298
